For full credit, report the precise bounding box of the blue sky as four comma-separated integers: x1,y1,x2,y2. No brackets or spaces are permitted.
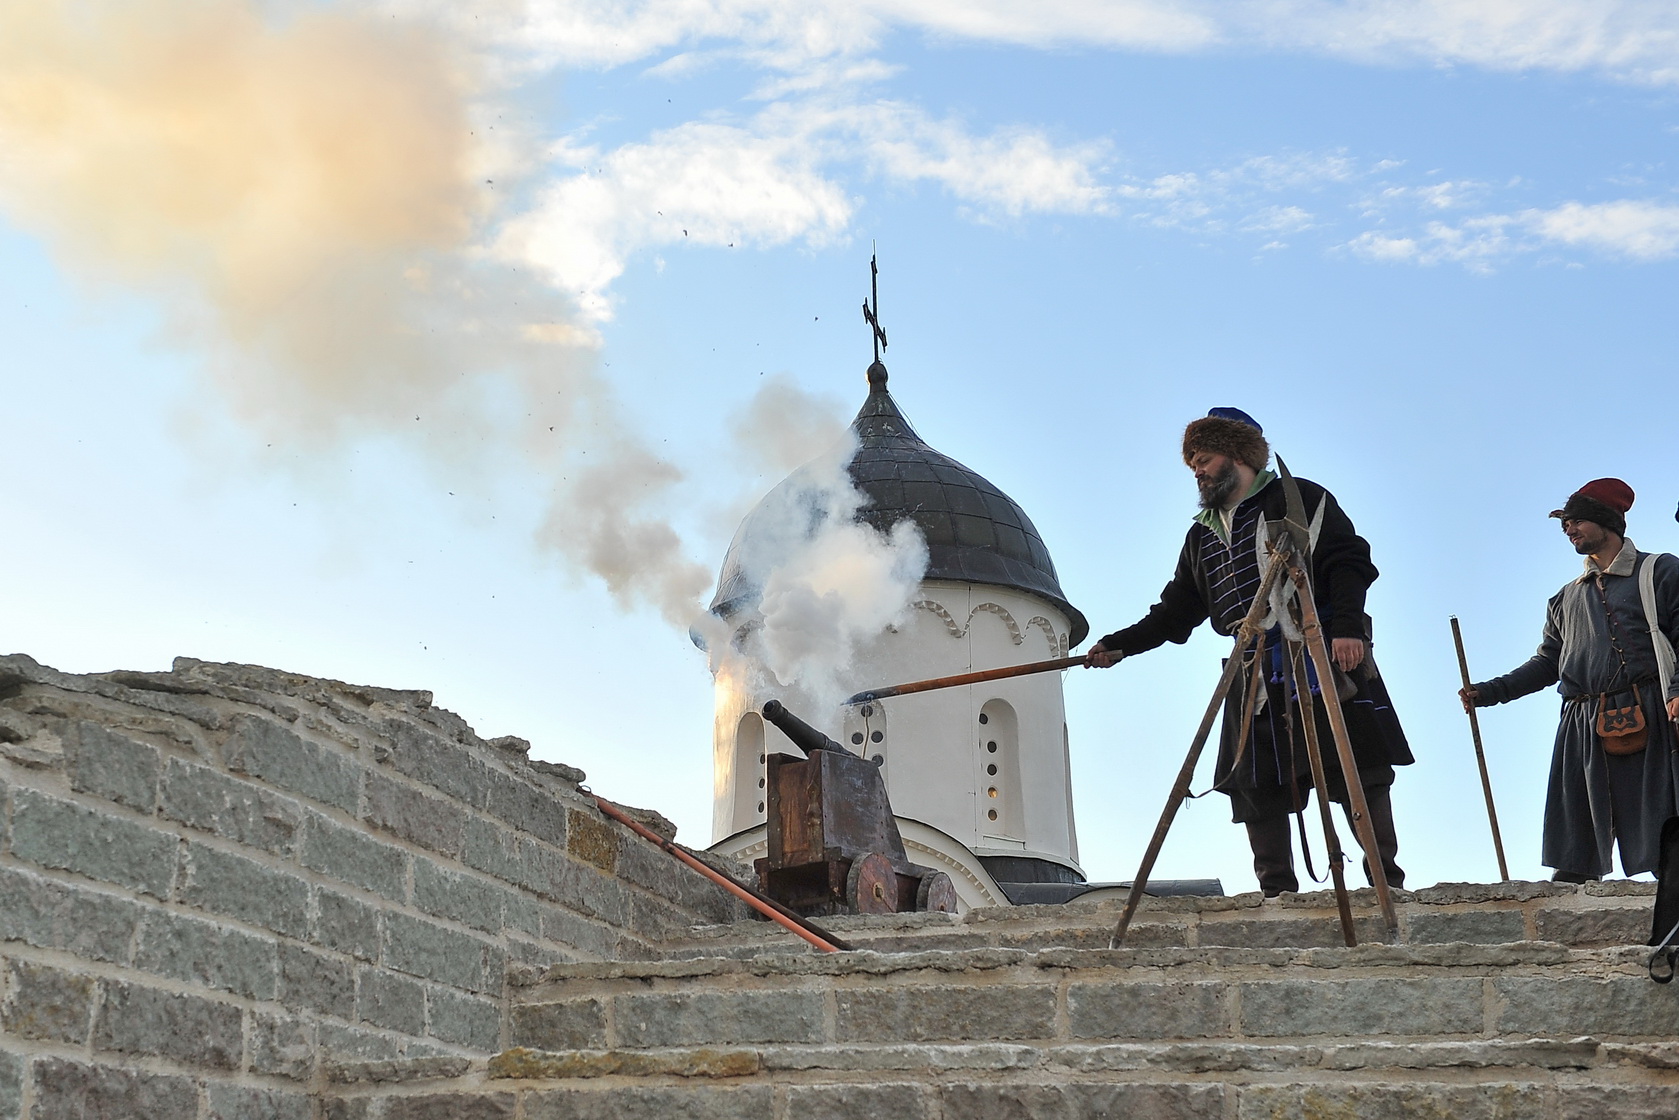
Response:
3,0,1678,895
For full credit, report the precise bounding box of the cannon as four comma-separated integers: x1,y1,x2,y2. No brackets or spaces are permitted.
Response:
756,700,957,916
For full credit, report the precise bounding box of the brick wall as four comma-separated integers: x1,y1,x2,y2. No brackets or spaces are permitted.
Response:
0,654,748,1118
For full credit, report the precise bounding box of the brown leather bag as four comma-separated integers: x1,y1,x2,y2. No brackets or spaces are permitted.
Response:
1597,693,1649,756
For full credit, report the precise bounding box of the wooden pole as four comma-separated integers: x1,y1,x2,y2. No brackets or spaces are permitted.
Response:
1286,557,1400,935
846,655,1086,706
1284,640,1358,946
1109,545,1293,948
591,795,850,953
1450,616,1510,881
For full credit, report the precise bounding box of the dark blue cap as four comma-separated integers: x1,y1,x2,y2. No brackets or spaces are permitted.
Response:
1207,407,1261,433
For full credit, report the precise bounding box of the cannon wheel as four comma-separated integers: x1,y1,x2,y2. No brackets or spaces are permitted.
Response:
915,871,958,913
845,852,898,914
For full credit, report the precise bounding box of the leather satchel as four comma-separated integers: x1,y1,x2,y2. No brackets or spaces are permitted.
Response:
1597,692,1649,756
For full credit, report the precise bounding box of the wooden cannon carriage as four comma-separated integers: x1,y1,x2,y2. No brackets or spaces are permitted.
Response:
756,700,957,917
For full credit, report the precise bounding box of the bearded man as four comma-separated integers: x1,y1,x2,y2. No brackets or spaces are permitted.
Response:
1084,408,1413,897
1462,479,1679,882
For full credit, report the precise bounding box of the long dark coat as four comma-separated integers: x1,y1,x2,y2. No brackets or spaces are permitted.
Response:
1099,475,1413,823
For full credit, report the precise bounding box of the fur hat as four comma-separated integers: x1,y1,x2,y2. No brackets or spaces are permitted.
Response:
1550,477,1634,537
1182,408,1270,470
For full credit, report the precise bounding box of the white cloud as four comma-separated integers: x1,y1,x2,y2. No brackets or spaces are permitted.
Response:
390,0,1679,86
497,100,1115,316
1526,200,1679,259
1347,199,1679,267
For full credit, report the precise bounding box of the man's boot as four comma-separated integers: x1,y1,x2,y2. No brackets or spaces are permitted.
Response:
1246,814,1298,897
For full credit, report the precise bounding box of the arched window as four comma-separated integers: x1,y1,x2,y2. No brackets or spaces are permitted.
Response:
978,699,1023,840
735,711,766,823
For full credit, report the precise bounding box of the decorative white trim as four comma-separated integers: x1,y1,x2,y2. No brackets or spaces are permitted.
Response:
911,599,1065,656
911,599,963,638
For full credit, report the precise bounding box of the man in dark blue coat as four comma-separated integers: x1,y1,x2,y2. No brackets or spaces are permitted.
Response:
1085,408,1412,896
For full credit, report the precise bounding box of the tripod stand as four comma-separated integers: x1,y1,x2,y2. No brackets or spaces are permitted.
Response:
1109,506,1400,949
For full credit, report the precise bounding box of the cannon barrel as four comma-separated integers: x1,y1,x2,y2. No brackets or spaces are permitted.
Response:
761,699,846,755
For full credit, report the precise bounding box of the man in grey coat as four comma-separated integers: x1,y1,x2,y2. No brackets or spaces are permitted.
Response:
1462,479,1679,881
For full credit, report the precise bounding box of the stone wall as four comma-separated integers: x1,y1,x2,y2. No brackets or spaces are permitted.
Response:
0,654,749,1118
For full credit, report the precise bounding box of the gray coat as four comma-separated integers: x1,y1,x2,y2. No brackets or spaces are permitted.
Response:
1473,544,1679,877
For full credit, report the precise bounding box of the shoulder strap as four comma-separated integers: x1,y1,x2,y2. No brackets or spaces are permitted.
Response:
1640,553,1676,699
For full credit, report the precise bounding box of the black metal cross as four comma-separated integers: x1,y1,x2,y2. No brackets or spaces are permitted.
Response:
861,252,887,363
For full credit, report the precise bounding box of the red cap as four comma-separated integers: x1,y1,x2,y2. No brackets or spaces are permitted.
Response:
1550,477,1635,519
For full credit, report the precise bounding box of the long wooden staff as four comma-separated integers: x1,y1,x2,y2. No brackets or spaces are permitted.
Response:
1284,639,1358,946
846,656,1084,705
1286,555,1399,935
1109,544,1293,948
1450,616,1510,881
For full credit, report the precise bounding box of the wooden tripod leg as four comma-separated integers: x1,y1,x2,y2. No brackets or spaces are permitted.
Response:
1284,640,1358,946
1286,558,1400,936
1110,547,1292,949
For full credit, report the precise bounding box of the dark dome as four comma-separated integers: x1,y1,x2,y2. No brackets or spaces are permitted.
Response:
710,362,1088,645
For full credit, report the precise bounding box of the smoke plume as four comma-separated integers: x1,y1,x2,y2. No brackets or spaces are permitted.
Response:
0,0,927,663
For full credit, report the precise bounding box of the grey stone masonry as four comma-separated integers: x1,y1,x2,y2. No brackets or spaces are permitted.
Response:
0,652,751,1118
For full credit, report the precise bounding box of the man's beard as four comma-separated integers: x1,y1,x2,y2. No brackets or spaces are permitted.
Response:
1198,461,1242,510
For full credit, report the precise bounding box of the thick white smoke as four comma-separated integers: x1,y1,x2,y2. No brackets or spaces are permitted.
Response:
0,0,928,669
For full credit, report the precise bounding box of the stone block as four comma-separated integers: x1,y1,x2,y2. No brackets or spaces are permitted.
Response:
509,998,608,1050
65,721,160,812
1067,981,1232,1040
615,990,824,1047
320,1102,370,1120
180,841,310,938
547,858,633,927
10,790,176,897
317,1021,405,1063
358,966,428,1036
1,958,95,1043
428,985,501,1051
484,769,567,845
461,817,521,883
385,720,491,808
0,865,140,963
1198,916,1387,949
30,1057,200,1120
615,839,741,925
1535,907,1648,946
1238,977,1483,1037
301,813,410,901
785,1084,932,1120
1406,908,1528,945
538,904,629,961
414,862,506,935
365,772,467,858
1556,1086,1679,1119
251,1009,316,1081
566,809,618,872
524,1086,774,1120
133,909,278,999
380,1094,516,1120
384,912,503,994
941,1083,1227,1120
278,942,356,1020
160,758,303,855
1496,976,1679,1037
0,1049,19,1120
94,979,243,1069
315,887,383,961
1237,1082,1544,1119
206,1083,312,1120
835,984,1056,1043
224,714,360,813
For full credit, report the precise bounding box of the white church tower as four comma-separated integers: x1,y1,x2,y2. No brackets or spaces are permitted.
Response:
705,353,1092,910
